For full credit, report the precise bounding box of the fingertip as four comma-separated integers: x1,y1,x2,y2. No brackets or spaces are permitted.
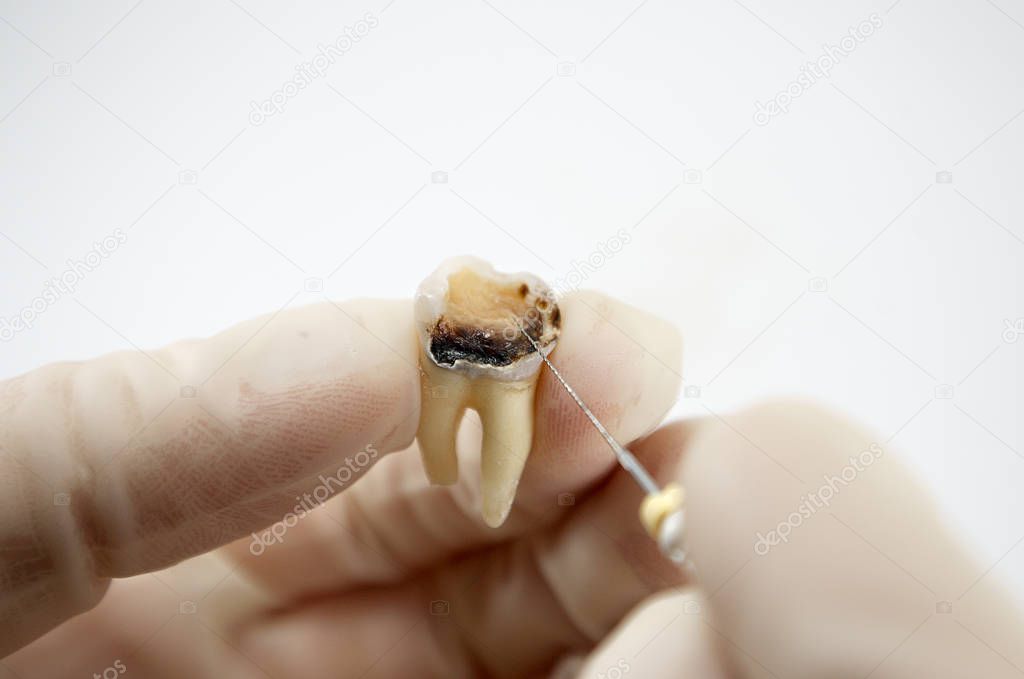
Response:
78,299,423,575
562,290,683,378
630,420,692,483
520,291,683,507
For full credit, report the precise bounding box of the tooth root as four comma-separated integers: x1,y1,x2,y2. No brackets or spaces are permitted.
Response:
417,356,539,523
417,358,469,485
471,377,538,527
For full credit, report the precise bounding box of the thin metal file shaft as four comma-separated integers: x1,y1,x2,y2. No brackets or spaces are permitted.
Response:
513,319,661,495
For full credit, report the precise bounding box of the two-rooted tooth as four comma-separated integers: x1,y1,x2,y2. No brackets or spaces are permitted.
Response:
415,257,561,527
418,359,538,525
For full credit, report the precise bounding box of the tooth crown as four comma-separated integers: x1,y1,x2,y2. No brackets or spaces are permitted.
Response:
414,256,561,527
415,256,560,382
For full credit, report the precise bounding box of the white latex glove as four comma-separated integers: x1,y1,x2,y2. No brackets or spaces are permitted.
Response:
1,292,1019,678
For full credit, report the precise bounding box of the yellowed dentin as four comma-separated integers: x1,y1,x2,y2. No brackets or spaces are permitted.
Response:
444,268,533,328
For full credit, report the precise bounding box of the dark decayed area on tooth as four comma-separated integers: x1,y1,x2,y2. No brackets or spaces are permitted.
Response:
428,310,556,368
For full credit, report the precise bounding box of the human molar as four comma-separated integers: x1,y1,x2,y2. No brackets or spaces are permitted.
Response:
414,256,561,526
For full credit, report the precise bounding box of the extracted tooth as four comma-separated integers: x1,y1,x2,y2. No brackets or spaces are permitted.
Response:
414,256,561,526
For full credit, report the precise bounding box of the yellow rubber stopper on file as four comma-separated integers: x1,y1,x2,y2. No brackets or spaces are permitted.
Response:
639,482,685,538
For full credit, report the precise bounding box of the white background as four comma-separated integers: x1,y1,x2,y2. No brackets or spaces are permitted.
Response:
2,0,1023,647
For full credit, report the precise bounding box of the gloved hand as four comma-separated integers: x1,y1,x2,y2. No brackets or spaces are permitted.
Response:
2,292,1020,678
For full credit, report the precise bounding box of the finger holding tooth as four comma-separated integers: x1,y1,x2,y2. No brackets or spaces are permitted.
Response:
226,287,682,601
520,291,683,511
